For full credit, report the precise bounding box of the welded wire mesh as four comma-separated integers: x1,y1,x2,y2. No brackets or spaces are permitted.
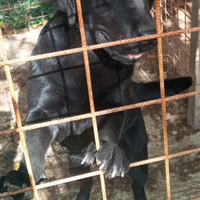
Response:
161,0,192,76
0,0,200,200
0,0,55,34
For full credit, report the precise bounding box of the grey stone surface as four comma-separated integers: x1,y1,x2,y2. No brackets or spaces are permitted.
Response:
188,0,200,130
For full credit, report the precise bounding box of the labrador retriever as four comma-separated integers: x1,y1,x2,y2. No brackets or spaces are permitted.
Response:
0,0,192,199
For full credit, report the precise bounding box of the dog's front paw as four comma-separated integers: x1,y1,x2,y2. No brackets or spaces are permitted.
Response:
0,170,32,200
96,141,130,178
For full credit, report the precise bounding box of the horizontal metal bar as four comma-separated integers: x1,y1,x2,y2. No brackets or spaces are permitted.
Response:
0,26,200,67
0,90,199,136
1,145,200,198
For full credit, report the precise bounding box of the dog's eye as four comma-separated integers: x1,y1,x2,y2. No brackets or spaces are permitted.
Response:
97,31,109,42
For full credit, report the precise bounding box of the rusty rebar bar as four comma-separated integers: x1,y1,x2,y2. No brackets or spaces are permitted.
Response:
155,0,171,199
1,145,200,198
1,90,200,137
0,20,39,200
0,26,199,67
75,0,107,199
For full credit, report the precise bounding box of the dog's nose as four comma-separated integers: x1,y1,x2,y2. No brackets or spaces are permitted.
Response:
138,29,157,37
138,29,157,49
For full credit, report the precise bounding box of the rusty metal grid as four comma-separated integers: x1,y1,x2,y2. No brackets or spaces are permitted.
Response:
161,0,192,76
0,0,200,200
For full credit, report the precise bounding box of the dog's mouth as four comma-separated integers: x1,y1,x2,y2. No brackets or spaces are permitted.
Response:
113,51,143,61
95,30,156,65
109,50,144,64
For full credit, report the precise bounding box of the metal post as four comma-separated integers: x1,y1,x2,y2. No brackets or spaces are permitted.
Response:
188,0,200,129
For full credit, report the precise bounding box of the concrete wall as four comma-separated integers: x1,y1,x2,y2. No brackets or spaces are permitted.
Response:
188,0,200,129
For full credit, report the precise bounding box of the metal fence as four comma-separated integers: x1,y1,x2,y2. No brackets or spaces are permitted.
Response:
0,0,55,34
161,0,192,76
0,0,200,200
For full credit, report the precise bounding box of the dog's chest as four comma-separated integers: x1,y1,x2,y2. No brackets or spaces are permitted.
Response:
56,117,94,154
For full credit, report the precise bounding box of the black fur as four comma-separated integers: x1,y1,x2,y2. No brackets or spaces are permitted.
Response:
0,0,192,199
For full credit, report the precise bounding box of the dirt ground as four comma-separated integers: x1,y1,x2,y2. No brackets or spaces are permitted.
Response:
0,28,200,200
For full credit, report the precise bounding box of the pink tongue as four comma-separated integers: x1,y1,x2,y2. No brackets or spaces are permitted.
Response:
128,53,143,59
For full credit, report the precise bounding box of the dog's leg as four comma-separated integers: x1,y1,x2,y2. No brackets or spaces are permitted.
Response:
128,167,147,200
0,126,57,198
19,127,57,182
119,109,148,200
82,113,130,178
68,155,92,200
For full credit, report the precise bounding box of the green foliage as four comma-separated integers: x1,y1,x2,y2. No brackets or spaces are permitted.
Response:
0,0,56,32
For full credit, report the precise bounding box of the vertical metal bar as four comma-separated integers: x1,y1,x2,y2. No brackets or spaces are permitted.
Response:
75,0,107,199
165,0,169,55
177,0,181,73
185,0,187,55
0,26,39,200
184,0,189,74
155,0,171,200
7,0,15,34
177,0,180,72
38,0,45,27
171,0,175,67
23,0,29,31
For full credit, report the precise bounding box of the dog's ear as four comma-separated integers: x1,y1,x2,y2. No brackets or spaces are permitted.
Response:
51,0,76,26
149,0,155,9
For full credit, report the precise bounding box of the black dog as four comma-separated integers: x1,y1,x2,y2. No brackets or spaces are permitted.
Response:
0,0,192,199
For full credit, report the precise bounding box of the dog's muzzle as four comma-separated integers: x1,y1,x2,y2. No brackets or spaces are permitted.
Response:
95,30,156,64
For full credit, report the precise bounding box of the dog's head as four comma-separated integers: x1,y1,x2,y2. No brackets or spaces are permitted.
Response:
51,0,156,65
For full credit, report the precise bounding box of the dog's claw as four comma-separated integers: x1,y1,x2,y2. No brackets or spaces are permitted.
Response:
99,161,106,170
96,159,101,166
81,142,96,166
81,157,86,165
3,181,10,187
111,166,117,178
22,183,27,189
